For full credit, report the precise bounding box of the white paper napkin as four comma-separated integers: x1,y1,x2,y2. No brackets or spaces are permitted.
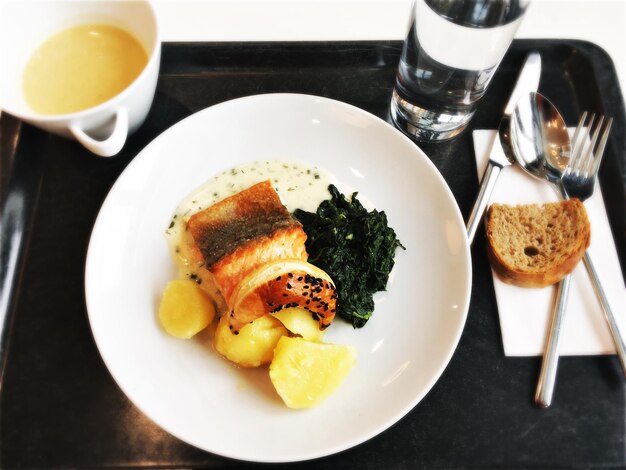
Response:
473,129,626,356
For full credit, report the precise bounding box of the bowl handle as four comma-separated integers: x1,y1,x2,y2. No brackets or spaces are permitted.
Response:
70,108,128,157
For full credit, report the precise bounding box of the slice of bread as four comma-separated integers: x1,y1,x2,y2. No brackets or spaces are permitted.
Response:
485,199,591,288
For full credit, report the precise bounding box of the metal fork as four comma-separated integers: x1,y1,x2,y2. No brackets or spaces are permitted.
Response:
563,113,613,200
535,112,620,407
563,114,626,369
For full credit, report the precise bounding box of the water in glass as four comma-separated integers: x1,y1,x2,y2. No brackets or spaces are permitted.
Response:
391,0,529,142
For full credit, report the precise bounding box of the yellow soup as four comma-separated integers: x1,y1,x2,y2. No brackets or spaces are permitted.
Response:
22,24,148,115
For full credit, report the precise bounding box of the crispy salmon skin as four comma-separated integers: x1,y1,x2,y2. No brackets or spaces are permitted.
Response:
187,180,308,304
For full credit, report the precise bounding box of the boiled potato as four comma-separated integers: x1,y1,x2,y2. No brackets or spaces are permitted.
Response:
158,279,216,338
269,336,356,408
214,313,288,368
272,308,326,342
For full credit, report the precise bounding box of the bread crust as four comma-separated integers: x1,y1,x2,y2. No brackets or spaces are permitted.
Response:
485,199,591,288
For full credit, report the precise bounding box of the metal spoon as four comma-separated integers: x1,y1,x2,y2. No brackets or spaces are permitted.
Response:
509,92,569,194
509,92,626,407
509,92,571,407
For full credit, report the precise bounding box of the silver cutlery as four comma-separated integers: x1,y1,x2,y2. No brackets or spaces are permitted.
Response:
536,110,614,407
509,92,620,406
466,51,542,244
507,94,571,407
559,114,625,376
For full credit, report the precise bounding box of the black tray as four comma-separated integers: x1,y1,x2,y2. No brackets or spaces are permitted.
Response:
1,40,625,468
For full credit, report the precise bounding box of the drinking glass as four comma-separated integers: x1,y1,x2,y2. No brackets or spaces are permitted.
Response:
390,0,530,142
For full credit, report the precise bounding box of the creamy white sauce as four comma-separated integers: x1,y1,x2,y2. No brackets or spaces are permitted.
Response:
172,159,332,218
164,160,333,301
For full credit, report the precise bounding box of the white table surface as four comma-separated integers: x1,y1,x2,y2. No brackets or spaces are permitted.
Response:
0,1,624,117
155,0,626,103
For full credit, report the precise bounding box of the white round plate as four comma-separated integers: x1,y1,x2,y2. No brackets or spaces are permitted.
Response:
85,94,472,463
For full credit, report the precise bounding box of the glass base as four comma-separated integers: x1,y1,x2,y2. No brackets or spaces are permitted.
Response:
390,89,474,142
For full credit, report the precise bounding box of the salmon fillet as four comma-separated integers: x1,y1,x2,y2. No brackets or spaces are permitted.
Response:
187,180,308,305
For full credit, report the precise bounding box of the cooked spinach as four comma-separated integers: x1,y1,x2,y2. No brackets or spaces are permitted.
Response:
294,185,404,328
